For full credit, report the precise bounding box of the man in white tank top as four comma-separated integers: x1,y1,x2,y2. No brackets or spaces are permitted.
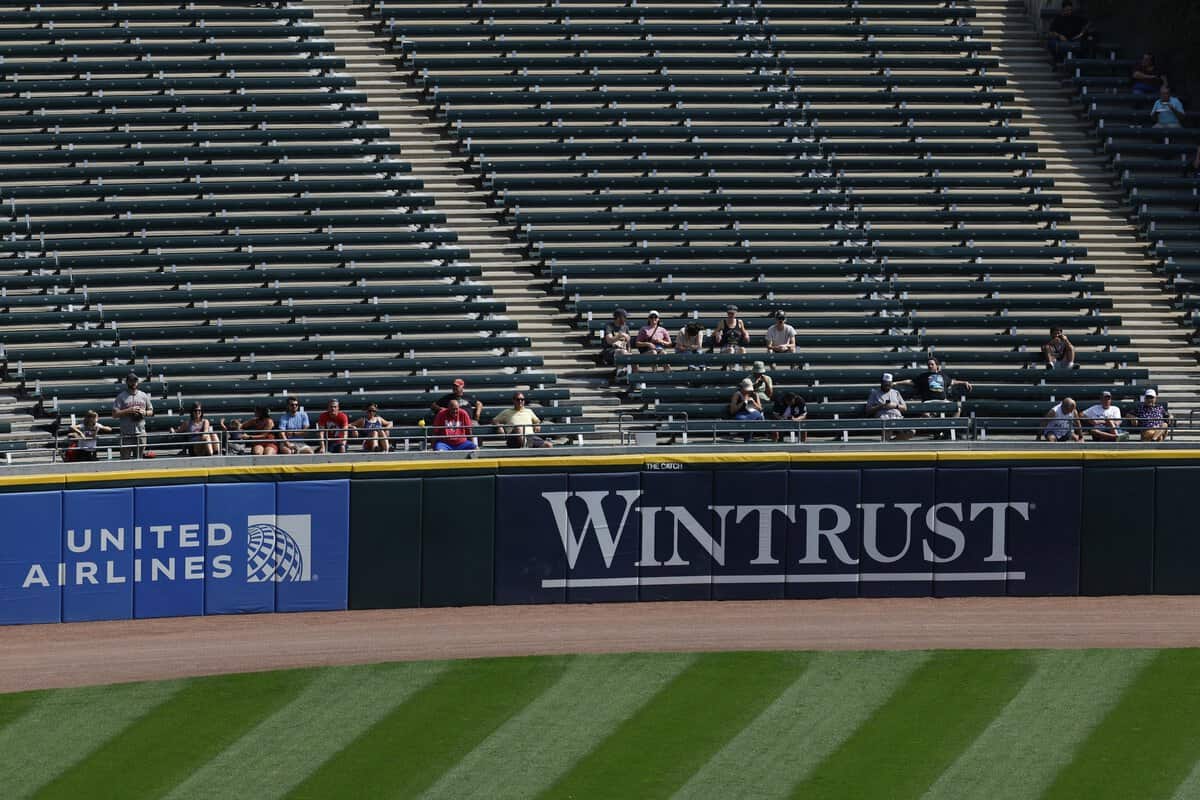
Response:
1037,397,1082,442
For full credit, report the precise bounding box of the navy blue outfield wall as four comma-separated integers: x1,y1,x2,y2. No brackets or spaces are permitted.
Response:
0,452,1198,624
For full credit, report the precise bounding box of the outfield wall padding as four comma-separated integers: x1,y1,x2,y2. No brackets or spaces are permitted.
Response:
1,454,1199,624
1081,467,1155,596
1154,467,1200,594
348,478,422,610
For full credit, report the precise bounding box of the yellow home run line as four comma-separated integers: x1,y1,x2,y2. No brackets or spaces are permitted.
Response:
4,449,1200,488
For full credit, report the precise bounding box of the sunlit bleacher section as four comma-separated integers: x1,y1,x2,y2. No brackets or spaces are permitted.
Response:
0,0,572,457
371,0,1151,434
1063,52,1200,347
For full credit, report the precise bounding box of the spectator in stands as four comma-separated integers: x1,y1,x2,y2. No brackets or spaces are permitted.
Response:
1191,145,1200,176
317,398,351,454
865,373,913,441
1036,397,1082,442
635,311,672,370
66,410,110,462
765,311,797,353
1042,327,1076,370
1131,389,1172,441
492,392,551,449
601,308,632,368
712,305,750,353
174,402,219,457
223,406,279,456
749,361,774,407
432,396,476,452
894,356,973,425
1081,390,1123,442
771,391,808,443
1131,53,1163,96
277,397,313,455
351,403,392,453
675,321,705,356
1152,86,1186,128
729,377,765,441
1046,1,1092,61
433,378,483,422
112,372,154,460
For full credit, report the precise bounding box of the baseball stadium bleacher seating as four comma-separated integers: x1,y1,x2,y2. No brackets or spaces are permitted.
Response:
0,0,568,447
1060,48,1200,345
373,0,1147,429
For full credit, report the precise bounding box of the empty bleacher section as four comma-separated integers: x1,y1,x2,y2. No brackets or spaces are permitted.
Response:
365,0,1159,432
0,0,568,457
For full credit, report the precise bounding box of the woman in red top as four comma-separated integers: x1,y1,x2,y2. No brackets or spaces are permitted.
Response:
432,397,477,451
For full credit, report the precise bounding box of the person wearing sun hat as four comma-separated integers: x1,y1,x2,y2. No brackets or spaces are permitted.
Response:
748,360,774,407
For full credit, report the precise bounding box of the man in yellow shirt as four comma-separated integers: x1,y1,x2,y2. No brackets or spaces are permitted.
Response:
491,392,552,448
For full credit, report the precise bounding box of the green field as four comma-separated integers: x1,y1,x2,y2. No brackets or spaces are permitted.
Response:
2,649,1200,799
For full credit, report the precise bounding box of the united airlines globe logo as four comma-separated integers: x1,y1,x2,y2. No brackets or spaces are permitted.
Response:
246,522,306,583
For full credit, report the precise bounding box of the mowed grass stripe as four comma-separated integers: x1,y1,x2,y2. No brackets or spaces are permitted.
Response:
165,661,448,800
34,669,316,800
540,651,812,800
422,653,695,800
790,650,1034,800
1044,649,1200,800
0,691,44,733
287,655,571,800
922,649,1154,800
0,681,183,800
673,650,930,800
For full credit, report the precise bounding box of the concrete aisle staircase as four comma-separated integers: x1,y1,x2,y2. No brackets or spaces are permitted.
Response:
974,0,1200,426
301,0,637,429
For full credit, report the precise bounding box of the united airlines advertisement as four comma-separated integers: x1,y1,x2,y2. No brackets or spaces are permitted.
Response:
0,480,350,625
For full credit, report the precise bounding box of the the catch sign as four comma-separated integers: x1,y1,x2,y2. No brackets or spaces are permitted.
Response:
494,467,1082,603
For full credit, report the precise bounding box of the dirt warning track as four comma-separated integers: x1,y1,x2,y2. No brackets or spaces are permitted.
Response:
2,596,1199,693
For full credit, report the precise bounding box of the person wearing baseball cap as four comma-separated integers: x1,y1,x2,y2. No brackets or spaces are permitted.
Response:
636,310,672,370
1081,390,1122,442
713,304,750,353
112,372,154,459
765,310,796,353
1132,388,1172,441
432,377,483,421
865,372,913,440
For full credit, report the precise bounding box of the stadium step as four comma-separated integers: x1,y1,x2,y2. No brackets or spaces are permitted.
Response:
302,0,630,433
976,0,1200,421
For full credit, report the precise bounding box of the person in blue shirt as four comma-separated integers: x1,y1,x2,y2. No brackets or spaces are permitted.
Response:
1152,86,1186,128
277,397,313,454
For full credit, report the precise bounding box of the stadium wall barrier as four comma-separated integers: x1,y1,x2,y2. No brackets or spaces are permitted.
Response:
1,451,1198,624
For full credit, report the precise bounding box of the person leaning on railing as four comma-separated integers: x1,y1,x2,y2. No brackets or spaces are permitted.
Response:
65,410,110,462
221,406,279,456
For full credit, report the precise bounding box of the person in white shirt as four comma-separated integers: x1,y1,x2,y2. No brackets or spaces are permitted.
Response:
765,310,796,353
1037,397,1082,442
1081,391,1122,442
865,373,913,441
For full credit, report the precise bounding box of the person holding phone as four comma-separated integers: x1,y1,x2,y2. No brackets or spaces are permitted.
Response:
1042,327,1075,370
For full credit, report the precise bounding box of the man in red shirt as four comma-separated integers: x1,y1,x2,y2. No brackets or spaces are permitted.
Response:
317,398,351,454
432,397,477,451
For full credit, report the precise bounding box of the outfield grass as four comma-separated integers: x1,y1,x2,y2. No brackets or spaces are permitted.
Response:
1,649,1198,800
